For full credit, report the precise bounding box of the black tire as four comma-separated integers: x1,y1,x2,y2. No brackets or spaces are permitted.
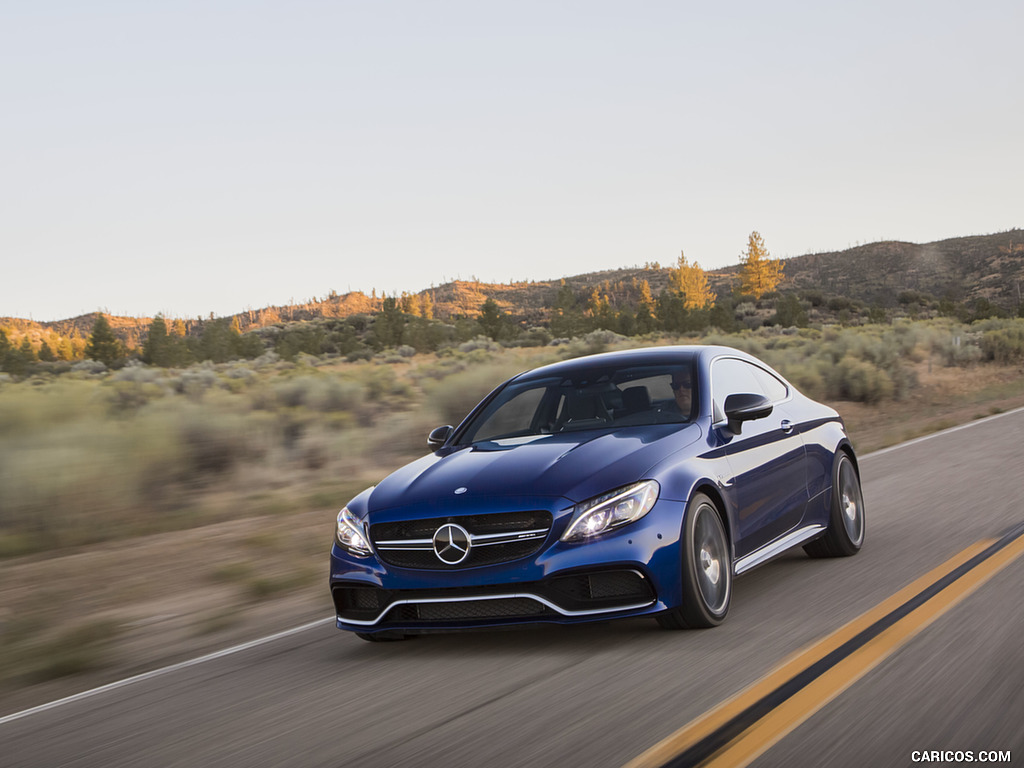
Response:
804,451,865,558
657,493,732,630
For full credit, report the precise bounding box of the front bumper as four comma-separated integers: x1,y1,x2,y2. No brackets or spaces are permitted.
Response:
329,500,685,634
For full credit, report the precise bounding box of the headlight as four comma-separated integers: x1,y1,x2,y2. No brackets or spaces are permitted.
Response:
561,480,660,542
336,507,372,557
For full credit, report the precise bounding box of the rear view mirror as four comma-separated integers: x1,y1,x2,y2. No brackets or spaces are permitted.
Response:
427,425,454,450
723,393,773,435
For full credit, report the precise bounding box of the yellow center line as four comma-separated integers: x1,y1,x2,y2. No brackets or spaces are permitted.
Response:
623,538,1005,768
706,534,1024,767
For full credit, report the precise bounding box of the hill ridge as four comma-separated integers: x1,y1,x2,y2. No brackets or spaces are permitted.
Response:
3,229,1022,345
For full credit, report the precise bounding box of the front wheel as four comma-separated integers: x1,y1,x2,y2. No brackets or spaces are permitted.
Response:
657,493,732,630
804,451,865,558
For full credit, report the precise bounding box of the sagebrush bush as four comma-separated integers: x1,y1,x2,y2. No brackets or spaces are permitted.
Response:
979,322,1024,363
830,355,895,403
425,362,523,427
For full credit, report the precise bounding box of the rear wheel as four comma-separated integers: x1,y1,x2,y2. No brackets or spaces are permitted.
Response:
657,493,731,630
804,451,865,558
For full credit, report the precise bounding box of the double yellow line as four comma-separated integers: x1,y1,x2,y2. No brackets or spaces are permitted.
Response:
625,522,1024,768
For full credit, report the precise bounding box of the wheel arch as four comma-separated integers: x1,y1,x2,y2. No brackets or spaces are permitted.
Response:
689,482,733,555
836,439,860,480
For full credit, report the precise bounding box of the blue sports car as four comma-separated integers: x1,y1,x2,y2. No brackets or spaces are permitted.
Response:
330,345,864,640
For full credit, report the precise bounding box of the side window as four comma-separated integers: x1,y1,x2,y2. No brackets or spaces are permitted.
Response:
752,366,788,402
711,358,766,423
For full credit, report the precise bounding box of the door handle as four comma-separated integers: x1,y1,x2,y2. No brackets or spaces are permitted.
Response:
780,419,793,434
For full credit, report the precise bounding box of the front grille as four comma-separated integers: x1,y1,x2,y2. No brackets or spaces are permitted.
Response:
369,510,553,570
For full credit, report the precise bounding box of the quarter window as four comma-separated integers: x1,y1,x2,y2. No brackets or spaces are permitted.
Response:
752,367,788,402
711,358,785,422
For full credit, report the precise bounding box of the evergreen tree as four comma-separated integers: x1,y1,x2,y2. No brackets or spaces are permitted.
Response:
0,329,11,372
478,298,507,341
235,332,265,359
772,294,808,328
740,232,784,299
3,336,36,376
143,316,171,366
38,341,56,362
372,297,405,349
550,282,587,338
85,314,124,367
198,318,242,362
657,291,688,333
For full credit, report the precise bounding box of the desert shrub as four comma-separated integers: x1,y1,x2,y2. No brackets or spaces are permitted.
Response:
111,362,162,383
272,372,362,413
456,336,501,355
518,327,552,347
351,366,416,408
829,355,894,403
71,360,107,376
425,363,522,427
780,362,827,400
172,366,218,398
345,347,373,362
176,405,254,477
581,329,628,353
979,322,1024,363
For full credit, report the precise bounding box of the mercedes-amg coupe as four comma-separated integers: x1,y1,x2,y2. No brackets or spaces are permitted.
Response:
329,345,865,640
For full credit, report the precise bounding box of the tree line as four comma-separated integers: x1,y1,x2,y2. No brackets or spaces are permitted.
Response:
5,230,1019,376
0,232,794,373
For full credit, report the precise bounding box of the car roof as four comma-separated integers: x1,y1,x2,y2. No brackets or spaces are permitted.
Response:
513,344,756,382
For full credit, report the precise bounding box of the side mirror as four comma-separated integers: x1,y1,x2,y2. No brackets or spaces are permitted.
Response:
723,393,773,435
427,425,454,450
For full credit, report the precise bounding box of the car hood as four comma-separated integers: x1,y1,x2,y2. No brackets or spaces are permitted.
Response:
366,423,702,515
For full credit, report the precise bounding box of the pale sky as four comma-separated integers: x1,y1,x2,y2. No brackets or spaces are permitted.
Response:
2,1,1022,322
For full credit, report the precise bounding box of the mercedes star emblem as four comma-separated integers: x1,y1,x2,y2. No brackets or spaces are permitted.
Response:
432,523,472,565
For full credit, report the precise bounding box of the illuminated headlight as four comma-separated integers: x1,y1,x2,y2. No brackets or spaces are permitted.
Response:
561,480,660,542
336,507,372,557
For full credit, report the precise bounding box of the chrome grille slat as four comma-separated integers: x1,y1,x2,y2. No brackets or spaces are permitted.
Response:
369,511,553,569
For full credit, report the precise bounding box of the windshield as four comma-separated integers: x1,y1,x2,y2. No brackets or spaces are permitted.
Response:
455,363,697,445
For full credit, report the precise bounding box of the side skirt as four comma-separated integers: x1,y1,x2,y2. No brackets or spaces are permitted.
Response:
733,525,826,575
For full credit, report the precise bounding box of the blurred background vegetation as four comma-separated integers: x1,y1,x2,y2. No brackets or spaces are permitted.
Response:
2,313,1024,561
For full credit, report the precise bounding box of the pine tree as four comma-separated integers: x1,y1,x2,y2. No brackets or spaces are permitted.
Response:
143,316,170,365
372,297,405,348
85,314,124,366
478,298,506,341
0,329,11,371
38,341,56,362
550,282,586,338
670,251,716,309
740,232,784,299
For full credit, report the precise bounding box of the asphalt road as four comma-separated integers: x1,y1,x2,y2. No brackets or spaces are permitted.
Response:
4,409,1023,768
